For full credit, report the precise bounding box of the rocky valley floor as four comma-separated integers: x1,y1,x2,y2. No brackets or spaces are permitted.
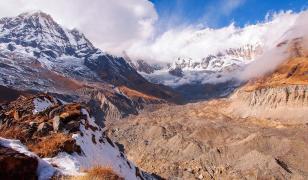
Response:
107,99,308,179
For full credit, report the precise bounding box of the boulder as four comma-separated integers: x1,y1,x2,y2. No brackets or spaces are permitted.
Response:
59,110,81,123
0,145,38,180
62,140,82,154
37,122,52,135
29,122,37,128
48,105,64,119
65,121,80,133
53,116,64,132
13,110,21,120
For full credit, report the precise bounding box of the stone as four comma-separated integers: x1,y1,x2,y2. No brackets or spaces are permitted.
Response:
53,115,64,132
0,145,38,180
13,110,20,120
65,121,80,133
37,122,52,135
62,140,82,154
59,110,81,123
48,105,64,119
29,121,37,127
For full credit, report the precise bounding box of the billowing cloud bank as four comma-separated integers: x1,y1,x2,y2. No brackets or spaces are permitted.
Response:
126,11,300,64
129,10,308,85
237,10,308,81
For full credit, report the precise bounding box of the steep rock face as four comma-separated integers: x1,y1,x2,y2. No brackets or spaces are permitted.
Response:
237,85,308,107
125,56,162,74
0,11,100,90
230,85,308,123
78,88,139,125
230,38,308,123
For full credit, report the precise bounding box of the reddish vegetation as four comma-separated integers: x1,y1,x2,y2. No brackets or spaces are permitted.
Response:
28,133,74,157
28,59,83,91
70,166,124,180
0,94,84,158
118,86,161,101
244,57,308,91
244,38,308,91
40,69,83,91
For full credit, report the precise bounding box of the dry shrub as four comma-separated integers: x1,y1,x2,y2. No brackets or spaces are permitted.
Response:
69,166,124,180
0,126,28,142
118,86,159,101
244,57,308,91
28,133,71,157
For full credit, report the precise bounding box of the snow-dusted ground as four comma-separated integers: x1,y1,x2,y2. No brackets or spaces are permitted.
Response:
0,96,150,180
46,108,145,180
33,97,54,114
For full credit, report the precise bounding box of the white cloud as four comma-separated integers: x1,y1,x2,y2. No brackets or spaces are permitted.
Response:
0,0,158,55
126,11,300,64
196,0,246,27
237,10,308,81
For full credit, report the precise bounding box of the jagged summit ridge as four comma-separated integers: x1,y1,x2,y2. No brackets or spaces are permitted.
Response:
0,11,96,60
0,11,178,102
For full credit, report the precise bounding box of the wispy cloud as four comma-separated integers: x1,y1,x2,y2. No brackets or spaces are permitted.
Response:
221,0,246,15
199,0,246,27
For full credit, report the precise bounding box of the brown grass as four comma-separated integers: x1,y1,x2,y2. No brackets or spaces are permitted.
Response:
118,86,160,101
68,166,124,180
244,57,308,91
28,133,72,157
40,69,83,91
0,126,28,142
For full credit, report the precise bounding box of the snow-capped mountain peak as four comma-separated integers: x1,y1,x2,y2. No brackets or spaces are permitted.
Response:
0,11,95,60
0,11,177,103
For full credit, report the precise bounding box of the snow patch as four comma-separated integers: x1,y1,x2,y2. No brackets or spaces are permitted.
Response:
33,97,54,114
45,108,147,180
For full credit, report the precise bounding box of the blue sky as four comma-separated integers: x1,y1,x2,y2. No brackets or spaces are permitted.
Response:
150,0,308,29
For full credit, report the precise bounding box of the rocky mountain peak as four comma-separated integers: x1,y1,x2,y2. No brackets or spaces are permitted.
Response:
0,11,95,59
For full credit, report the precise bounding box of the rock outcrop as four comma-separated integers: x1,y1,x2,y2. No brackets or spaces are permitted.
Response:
0,93,155,179
230,85,308,123
230,38,308,124
0,145,38,180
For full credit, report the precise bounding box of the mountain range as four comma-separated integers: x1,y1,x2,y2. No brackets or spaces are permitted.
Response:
0,10,308,180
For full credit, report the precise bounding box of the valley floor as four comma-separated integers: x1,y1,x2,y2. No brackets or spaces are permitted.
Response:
107,100,308,179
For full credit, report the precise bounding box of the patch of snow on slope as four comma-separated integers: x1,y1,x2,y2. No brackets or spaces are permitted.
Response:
33,97,54,114
44,152,84,176
0,137,56,180
47,108,147,180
